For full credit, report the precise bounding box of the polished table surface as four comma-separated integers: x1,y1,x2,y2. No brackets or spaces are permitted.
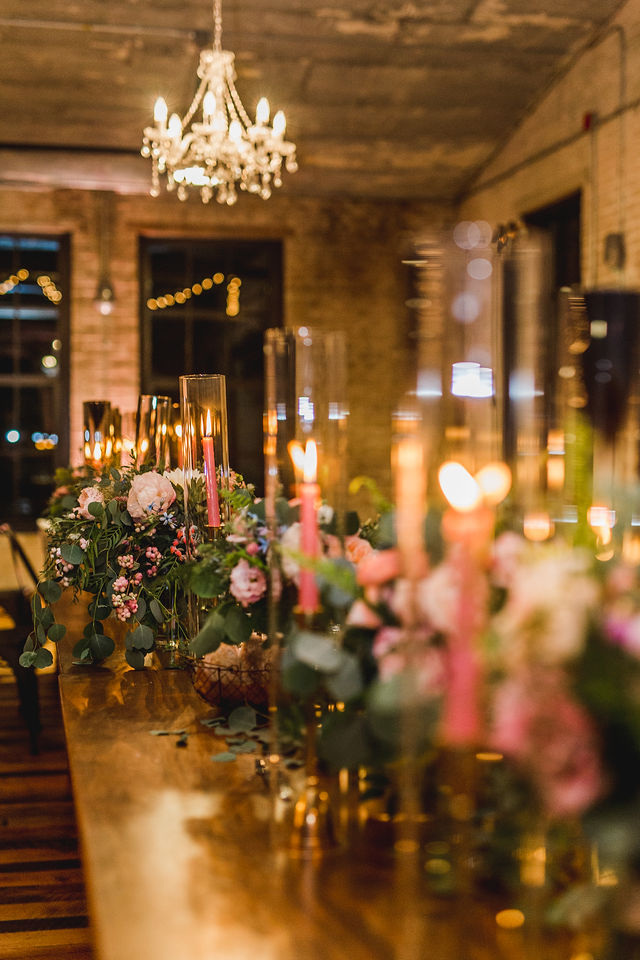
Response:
54,597,578,960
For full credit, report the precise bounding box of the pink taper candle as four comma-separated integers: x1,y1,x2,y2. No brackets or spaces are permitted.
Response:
290,439,319,614
202,410,221,528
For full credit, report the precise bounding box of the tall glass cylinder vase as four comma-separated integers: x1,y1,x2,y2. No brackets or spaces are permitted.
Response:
83,400,118,472
135,394,171,469
556,287,640,557
263,326,348,857
179,375,230,642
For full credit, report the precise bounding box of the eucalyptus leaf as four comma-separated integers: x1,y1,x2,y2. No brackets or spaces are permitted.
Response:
48,622,66,643
73,636,91,658
149,598,163,623
190,564,223,599
211,752,237,763
108,499,120,518
33,647,54,670
294,630,343,673
89,633,115,661
230,741,258,754
130,624,154,651
110,467,121,482
18,651,38,668
36,623,46,645
39,606,55,631
189,610,225,657
135,596,147,621
61,494,77,510
121,510,133,527
282,659,319,698
31,591,43,614
125,648,146,670
60,542,85,565
325,652,363,702
224,605,253,646
228,705,257,733
88,501,104,519
88,598,111,621
199,716,225,728
39,579,62,604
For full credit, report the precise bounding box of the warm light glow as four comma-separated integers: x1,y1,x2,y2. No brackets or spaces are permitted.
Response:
438,461,482,512
203,91,216,121
154,97,168,125
523,512,554,541
475,462,511,505
588,505,614,531
288,439,318,484
256,97,270,125
168,113,182,138
547,457,565,491
495,909,525,930
273,110,286,137
92,441,102,462
205,409,213,437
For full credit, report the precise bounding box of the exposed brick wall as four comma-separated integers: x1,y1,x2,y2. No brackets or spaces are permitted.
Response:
459,0,640,293
0,186,449,498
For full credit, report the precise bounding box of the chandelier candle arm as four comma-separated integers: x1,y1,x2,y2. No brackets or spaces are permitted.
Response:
141,0,297,205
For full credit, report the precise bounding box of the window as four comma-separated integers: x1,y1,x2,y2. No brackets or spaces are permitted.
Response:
0,235,70,526
140,238,283,490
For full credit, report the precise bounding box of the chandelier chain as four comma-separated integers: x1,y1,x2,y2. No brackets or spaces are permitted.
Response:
213,0,222,53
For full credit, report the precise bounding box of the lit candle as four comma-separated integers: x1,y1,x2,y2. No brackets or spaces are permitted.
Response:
438,461,503,746
290,439,320,614
394,435,427,580
202,410,221,528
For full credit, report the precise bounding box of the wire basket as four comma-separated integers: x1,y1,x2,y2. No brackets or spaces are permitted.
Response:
188,637,272,709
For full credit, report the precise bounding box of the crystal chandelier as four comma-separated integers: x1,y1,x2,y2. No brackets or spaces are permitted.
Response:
141,0,298,205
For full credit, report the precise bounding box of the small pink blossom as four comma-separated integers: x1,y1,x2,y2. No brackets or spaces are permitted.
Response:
246,542,260,556
346,599,383,630
356,548,402,588
113,576,129,594
345,535,374,566
127,471,176,519
76,486,105,520
117,554,135,569
229,559,267,607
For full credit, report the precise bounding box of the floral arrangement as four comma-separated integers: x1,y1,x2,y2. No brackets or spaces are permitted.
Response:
341,524,640,855
21,464,192,670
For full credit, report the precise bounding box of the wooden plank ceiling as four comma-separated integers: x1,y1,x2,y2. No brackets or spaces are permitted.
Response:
0,0,626,200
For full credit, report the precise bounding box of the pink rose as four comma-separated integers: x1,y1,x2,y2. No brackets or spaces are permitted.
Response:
357,548,402,587
490,671,605,818
229,559,267,607
345,535,374,566
76,486,105,520
127,471,176,519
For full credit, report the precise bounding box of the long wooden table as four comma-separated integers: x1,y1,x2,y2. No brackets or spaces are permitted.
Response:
55,601,584,960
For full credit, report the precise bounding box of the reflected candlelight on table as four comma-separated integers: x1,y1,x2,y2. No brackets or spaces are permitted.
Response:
289,439,320,615
202,409,221,529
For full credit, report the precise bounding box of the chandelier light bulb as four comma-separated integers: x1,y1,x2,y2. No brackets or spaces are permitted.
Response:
272,110,286,137
153,97,168,126
256,97,270,125
168,114,182,139
229,120,243,144
203,91,216,122
141,0,297,203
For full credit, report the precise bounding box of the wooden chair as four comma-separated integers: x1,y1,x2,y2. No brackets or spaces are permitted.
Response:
0,526,41,753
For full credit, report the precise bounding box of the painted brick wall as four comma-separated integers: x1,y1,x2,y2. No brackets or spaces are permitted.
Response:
459,0,640,293
0,186,449,498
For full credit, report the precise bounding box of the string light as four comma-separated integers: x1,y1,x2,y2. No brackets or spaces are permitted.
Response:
0,269,63,303
146,272,241,316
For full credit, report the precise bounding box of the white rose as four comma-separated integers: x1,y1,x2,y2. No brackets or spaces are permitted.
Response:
127,471,176,519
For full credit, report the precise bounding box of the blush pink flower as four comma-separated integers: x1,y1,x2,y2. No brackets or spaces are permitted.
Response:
356,548,402,588
346,599,383,630
229,559,267,607
127,471,176,519
490,671,605,818
345,535,374,566
76,486,105,520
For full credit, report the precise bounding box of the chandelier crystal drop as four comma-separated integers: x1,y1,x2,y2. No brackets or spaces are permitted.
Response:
141,0,298,205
